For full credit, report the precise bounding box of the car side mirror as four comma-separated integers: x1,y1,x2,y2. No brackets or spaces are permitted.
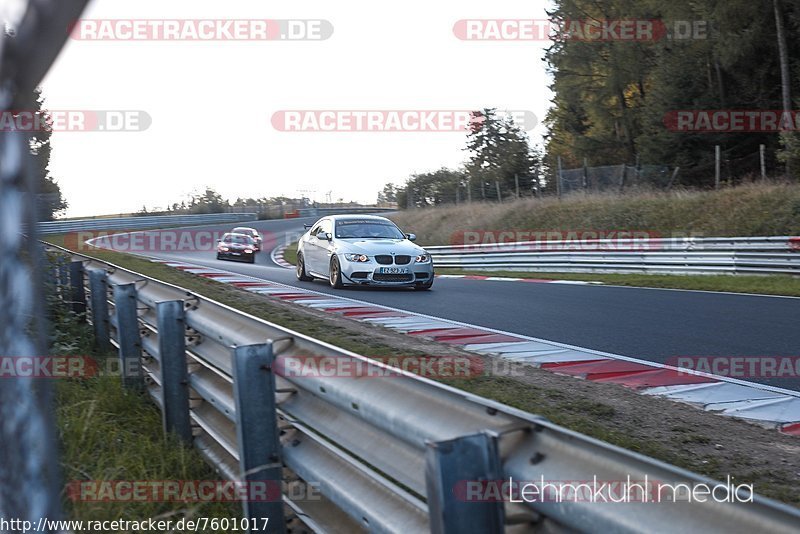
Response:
406,233,416,242
324,232,333,241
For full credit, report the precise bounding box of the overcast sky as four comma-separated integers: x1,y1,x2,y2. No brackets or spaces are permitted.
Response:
32,0,553,216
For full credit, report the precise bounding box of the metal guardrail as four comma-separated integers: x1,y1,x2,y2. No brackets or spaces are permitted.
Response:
44,242,800,533
427,237,800,276
297,207,395,218
37,213,259,235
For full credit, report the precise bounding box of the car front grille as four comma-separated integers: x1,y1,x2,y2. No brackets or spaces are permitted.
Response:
394,255,411,265
373,273,414,282
375,255,393,265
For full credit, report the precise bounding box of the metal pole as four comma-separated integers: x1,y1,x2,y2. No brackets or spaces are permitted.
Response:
467,178,472,203
515,173,520,199
113,283,144,390
760,144,767,180
557,156,563,199
495,180,502,203
233,343,287,533
157,300,192,443
88,268,110,352
0,0,90,524
582,157,588,190
425,432,505,534
715,145,721,189
69,260,86,320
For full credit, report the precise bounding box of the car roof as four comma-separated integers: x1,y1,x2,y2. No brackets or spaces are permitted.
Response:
232,226,256,231
326,214,393,223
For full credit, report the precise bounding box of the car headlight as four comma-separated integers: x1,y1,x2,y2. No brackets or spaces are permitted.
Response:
415,254,430,263
344,253,370,262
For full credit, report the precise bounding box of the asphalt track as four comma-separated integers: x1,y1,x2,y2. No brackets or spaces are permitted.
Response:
121,216,800,391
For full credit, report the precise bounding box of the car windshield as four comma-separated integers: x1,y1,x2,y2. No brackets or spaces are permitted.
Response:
335,220,405,239
228,235,254,245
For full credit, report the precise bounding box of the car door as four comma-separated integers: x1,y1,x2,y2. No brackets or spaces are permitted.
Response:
316,219,334,276
304,220,326,274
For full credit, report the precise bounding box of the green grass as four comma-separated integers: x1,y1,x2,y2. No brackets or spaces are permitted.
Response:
282,242,298,266
48,278,240,529
438,269,800,296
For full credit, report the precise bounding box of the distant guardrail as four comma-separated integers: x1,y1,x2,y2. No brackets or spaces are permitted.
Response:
297,207,395,218
44,242,800,533
37,213,258,235
427,236,800,276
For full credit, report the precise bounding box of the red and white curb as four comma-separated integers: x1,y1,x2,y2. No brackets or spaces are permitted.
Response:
151,257,800,437
270,243,293,268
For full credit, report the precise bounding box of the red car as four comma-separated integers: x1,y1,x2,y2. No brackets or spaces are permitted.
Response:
216,233,257,263
232,227,262,251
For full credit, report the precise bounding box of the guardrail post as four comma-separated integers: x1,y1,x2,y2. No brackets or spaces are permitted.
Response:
88,269,110,352
232,342,286,533
113,283,144,390
157,300,192,443
57,257,69,296
425,432,505,534
69,260,87,320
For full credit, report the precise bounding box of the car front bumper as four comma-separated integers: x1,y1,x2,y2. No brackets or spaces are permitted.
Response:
218,250,255,262
338,257,434,286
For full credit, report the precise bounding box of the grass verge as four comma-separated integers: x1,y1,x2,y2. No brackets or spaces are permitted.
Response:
438,269,800,296
282,242,298,266
50,282,240,529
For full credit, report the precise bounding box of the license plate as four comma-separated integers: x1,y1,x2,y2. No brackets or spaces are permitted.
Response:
379,267,408,274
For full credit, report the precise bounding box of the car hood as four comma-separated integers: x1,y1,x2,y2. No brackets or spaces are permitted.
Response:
336,239,425,256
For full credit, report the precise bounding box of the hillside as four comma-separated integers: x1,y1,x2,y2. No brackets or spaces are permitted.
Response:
389,182,800,246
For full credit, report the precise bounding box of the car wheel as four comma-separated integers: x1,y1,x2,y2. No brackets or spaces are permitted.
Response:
296,252,313,281
329,257,344,289
216,253,222,260
248,256,255,264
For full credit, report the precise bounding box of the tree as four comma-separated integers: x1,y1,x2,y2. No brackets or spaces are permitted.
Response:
30,91,67,220
188,187,229,214
377,184,398,204
465,109,538,200
545,0,800,186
